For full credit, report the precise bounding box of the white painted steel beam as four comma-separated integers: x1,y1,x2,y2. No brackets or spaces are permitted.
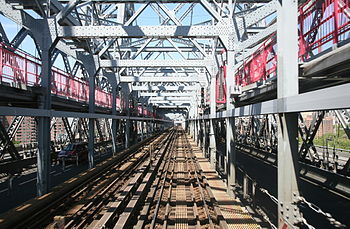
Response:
132,85,199,91
57,25,231,38
100,59,213,68
0,106,170,121
149,96,195,100
120,76,206,83
109,47,212,52
157,105,188,108
140,92,195,97
190,83,350,120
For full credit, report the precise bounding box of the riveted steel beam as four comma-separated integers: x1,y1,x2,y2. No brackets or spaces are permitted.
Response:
57,25,231,38
100,59,213,68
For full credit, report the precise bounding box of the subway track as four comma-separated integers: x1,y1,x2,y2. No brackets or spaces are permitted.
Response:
0,128,257,229
0,130,173,229
139,130,228,229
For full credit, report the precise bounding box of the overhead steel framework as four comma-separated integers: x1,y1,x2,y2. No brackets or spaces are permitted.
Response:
0,0,350,228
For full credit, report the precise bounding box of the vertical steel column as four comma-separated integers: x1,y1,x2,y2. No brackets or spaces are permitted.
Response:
202,119,207,155
277,0,301,227
226,49,236,196
191,120,195,137
147,120,150,137
79,53,99,169
199,119,202,147
123,86,130,148
88,71,95,169
152,106,155,133
209,68,217,167
196,120,200,145
111,84,117,155
194,118,197,143
141,102,145,140
186,120,190,134
37,33,52,196
125,92,130,148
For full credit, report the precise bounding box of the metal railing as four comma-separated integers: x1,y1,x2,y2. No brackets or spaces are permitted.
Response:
0,42,156,117
233,0,350,90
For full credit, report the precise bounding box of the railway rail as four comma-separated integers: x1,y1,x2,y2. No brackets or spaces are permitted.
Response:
0,128,256,228
0,129,173,228
139,130,228,229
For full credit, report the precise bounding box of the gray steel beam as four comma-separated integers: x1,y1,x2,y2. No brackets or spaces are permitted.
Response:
140,92,195,97
157,105,189,108
100,59,213,68
150,102,192,106
111,84,118,155
226,47,236,197
108,46,211,53
209,66,216,168
191,82,350,120
120,76,206,83
149,96,195,100
237,24,276,52
277,0,301,227
57,25,231,38
0,22,9,43
236,0,277,32
121,84,131,148
56,0,82,24
88,77,95,169
0,106,170,121
132,85,199,91
36,31,52,196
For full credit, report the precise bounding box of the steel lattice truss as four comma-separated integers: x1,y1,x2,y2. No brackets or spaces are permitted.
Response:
0,0,278,117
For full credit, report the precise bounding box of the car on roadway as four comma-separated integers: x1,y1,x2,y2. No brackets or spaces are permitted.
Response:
57,142,88,164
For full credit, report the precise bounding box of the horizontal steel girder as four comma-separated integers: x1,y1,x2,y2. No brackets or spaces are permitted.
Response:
149,97,195,102
57,25,231,39
140,92,195,97
0,106,171,122
100,59,213,68
151,102,192,106
132,85,199,91
110,47,212,52
120,76,206,83
190,82,350,120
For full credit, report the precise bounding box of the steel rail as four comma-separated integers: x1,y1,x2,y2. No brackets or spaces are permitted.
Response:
134,131,178,228
61,131,174,228
0,130,169,229
149,132,178,229
94,130,175,228
184,131,229,229
144,129,229,228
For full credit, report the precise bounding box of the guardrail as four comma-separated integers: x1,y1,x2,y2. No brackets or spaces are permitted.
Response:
231,0,350,94
0,42,156,117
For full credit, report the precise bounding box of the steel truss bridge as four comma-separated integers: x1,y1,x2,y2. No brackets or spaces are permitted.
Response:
0,0,349,228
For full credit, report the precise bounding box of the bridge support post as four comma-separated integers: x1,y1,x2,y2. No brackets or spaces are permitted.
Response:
209,67,217,168
226,49,236,197
77,53,99,169
123,86,130,148
196,120,200,145
88,89,95,168
111,83,118,156
37,33,52,196
140,103,145,140
202,119,207,156
277,0,301,227
194,119,197,143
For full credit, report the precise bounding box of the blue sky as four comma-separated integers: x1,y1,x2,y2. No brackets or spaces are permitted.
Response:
0,3,212,71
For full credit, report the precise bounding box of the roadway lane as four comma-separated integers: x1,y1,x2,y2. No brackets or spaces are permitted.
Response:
0,147,118,214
